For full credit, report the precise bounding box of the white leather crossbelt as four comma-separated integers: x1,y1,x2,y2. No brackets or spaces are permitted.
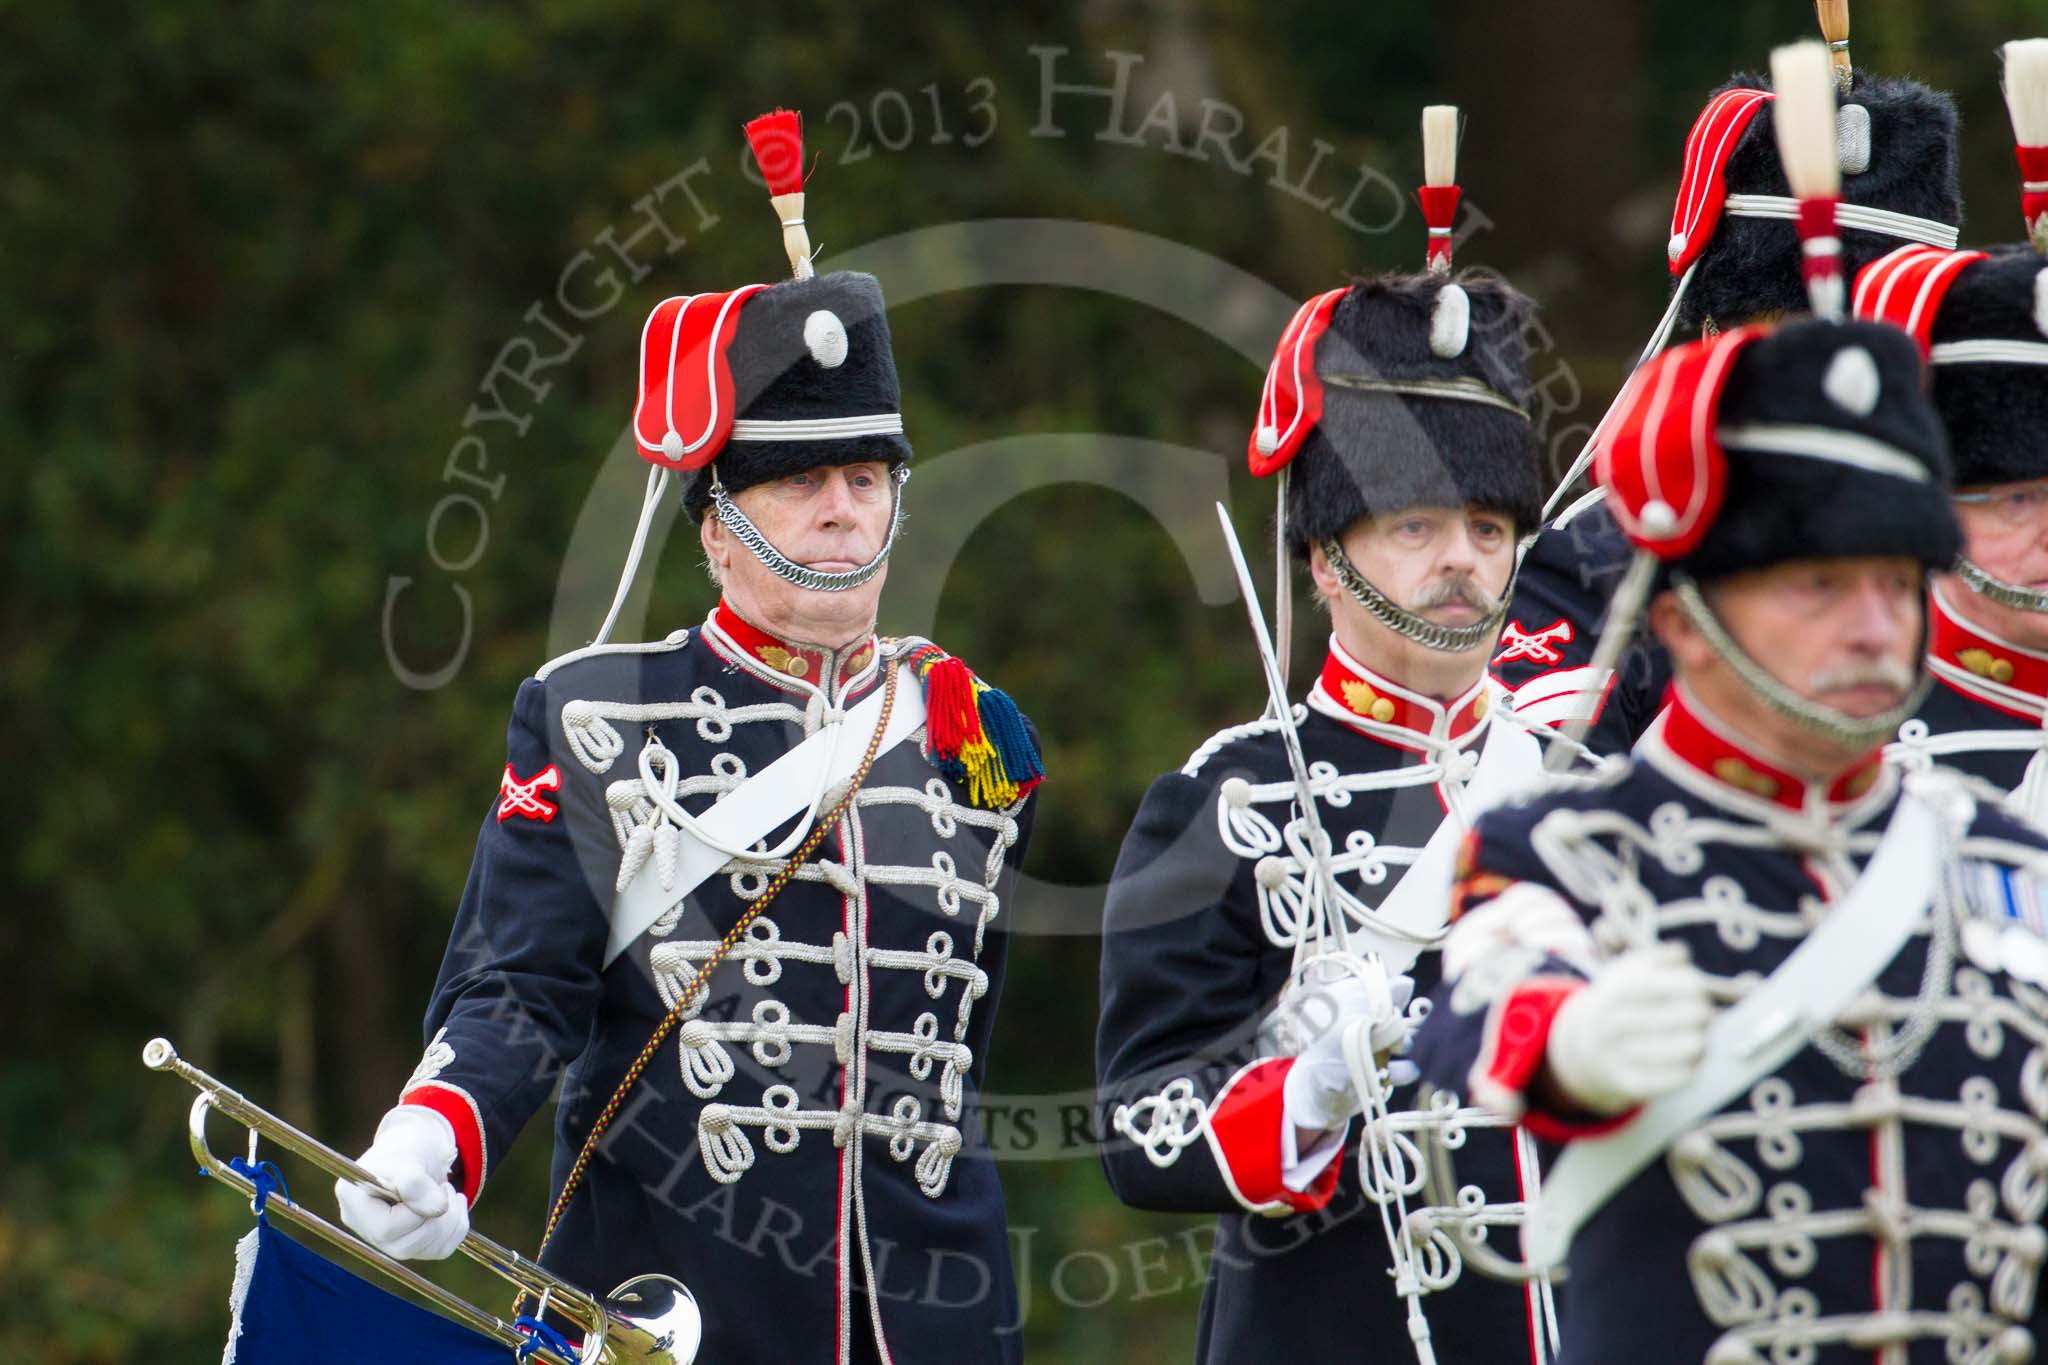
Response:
603,664,929,967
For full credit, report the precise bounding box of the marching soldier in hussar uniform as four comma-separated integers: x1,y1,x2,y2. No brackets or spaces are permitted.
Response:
1499,33,1964,754
332,109,1043,1365
1096,109,1580,1363
1414,307,2048,1362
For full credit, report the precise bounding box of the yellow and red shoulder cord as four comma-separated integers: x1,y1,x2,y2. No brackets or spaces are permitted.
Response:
514,661,900,1321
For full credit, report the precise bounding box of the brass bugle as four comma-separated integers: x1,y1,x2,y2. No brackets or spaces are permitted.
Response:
143,1037,701,1365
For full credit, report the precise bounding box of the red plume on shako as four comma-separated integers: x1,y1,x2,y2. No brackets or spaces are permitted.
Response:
744,108,816,280
2005,39,2048,253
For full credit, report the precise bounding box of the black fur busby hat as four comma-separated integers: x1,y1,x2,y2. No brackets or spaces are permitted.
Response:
1604,319,1958,584
1253,272,1544,552
1670,71,1961,337
675,271,910,520
1919,247,2048,488
1688,320,1958,580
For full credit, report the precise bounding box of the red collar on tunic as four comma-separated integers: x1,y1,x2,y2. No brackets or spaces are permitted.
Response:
1312,639,1491,750
1651,686,1884,814
1927,585,2048,719
705,600,877,685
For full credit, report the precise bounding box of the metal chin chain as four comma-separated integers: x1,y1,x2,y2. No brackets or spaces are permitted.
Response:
1956,557,2048,614
713,465,909,593
1810,850,1958,1082
1672,575,1931,752
1319,537,1513,655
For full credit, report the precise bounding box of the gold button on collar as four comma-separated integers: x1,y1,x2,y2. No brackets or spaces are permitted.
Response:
1712,757,1781,800
1958,648,2016,684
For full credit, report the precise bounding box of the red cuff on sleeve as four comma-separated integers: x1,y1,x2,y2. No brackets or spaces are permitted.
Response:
1468,980,1638,1140
401,1083,487,1205
1519,1100,1639,1143
1202,1058,1341,1214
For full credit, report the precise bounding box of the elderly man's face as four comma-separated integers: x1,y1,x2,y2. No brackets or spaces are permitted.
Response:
1943,478,2048,649
1653,555,1924,775
701,461,894,647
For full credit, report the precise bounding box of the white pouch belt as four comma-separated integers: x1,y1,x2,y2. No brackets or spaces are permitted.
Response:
604,664,928,967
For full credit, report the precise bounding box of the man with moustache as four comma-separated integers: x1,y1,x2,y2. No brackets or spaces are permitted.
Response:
332,111,1043,1365
1096,264,1575,1362
1414,318,2048,1363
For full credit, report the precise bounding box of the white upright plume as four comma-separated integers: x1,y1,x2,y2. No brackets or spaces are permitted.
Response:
1772,41,1845,318
2003,40,2048,147
1422,104,1459,188
1771,41,1841,206
2008,40,2048,253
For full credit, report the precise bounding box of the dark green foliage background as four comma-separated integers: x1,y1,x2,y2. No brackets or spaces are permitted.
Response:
7,2,2039,1359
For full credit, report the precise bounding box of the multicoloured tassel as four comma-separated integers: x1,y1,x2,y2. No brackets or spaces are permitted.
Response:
909,645,1045,809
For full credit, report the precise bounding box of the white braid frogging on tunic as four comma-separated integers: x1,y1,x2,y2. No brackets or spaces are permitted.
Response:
578,667,1021,1201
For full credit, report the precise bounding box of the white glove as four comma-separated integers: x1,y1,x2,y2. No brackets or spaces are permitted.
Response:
1546,942,1713,1116
335,1105,470,1260
1281,966,1418,1133
1442,880,1598,981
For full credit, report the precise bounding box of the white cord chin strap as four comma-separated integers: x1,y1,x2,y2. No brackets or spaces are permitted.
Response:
595,466,674,646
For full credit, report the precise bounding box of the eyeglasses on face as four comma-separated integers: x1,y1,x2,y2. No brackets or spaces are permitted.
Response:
1954,482,2048,527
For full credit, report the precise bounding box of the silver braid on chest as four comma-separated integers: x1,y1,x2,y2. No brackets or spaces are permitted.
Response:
1807,819,1963,1081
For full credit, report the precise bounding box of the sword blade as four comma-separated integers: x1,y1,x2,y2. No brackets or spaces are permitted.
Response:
1215,501,1350,956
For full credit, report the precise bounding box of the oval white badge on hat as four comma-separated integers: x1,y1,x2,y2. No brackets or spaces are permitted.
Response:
804,309,849,368
1430,283,1470,358
1822,345,1881,417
